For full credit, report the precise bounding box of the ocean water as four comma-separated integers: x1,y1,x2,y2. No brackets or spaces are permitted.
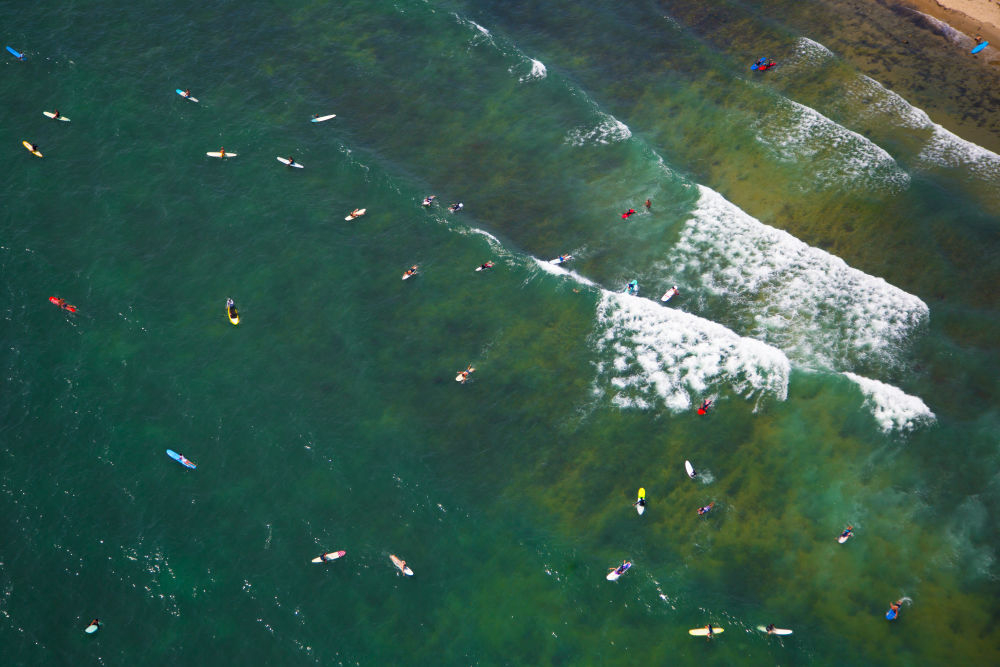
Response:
2,0,999,664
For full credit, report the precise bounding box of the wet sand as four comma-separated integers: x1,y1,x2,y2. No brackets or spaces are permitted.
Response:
897,0,1000,50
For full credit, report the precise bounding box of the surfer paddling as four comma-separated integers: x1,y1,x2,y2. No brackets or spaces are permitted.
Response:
457,365,475,383
697,502,714,516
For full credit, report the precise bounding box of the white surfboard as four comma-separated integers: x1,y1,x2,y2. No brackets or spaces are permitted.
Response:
838,532,853,544
311,114,336,122
312,550,346,563
43,111,70,121
390,554,413,576
475,263,493,272
455,367,474,382
84,621,100,634
685,460,696,478
550,255,572,264
345,208,366,221
661,286,679,302
277,157,303,168
206,152,237,158
757,626,793,635
402,268,417,280
606,563,630,581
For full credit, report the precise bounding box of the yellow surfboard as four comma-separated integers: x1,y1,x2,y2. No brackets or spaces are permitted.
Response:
22,140,42,157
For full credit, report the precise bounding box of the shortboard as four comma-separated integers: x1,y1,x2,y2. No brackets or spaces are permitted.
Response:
757,626,793,635
166,449,196,469
661,286,679,302
550,255,572,264
402,268,417,280
207,152,237,158
175,89,198,102
688,627,724,636
390,554,413,576
312,550,346,563
43,111,70,122
685,460,696,478
226,299,239,325
345,208,366,221
972,41,989,54
475,263,493,272
277,157,303,168
84,621,100,634
6,46,24,59
606,562,631,581
636,488,645,515
837,531,853,544
22,140,42,157
311,114,336,122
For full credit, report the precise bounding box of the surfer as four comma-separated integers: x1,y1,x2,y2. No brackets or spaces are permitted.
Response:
645,199,651,209
458,365,475,383
404,265,418,278
840,525,853,541
621,208,636,220
50,297,77,312
705,624,715,640
182,89,192,98
422,195,436,207
219,147,226,158
765,624,776,635
633,496,646,510
30,143,40,153
698,399,712,415
886,599,903,620
285,156,296,166
697,502,714,516
626,280,638,295
479,261,494,271
349,208,363,219
52,110,61,119
448,202,464,213
614,560,629,575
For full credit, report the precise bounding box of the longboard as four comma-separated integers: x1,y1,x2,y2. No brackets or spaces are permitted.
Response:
43,111,70,122
685,460,696,478
6,46,24,59
166,449,196,469
606,562,631,580
972,41,989,54
22,140,42,157
757,626,793,635
661,286,679,302
345,208,366,221
390,554,413,576
175,89,199,102
311,114,336,122
207,152,237,158
84,621,100,634
689,627,724,636
550,255,572,264
636,488,645,515
277,157,303,168
312,551,346,563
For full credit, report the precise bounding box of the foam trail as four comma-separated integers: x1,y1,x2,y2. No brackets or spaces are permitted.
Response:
566,113,632,146
531,256,597,287
754,98,909,191
594,291,791,411
843,372,935,432
666,186,929,371
517,58,547,82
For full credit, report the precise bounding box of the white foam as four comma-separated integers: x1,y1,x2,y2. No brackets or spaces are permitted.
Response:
754,98,910,190
518,58,547,83
566,113,632,146
594,290,790,411
665,186,929,370
793,37,835,64
531,256,597,287
911,10,964,43
843,372,935,432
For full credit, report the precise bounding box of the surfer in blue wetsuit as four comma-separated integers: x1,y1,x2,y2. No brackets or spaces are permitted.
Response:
840,526,853,540
698,502,714,515
449,202,463,213
615,561,629,575
422,195,436,207
886,599,902,620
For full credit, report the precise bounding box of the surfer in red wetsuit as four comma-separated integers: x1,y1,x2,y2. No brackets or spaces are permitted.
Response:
622,208,636,219
49,297,77,312
697,398,712,415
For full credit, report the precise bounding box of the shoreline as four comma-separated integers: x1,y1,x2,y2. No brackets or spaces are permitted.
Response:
895,0,1000,53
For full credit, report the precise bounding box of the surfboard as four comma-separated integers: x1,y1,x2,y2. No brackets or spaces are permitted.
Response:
685,460,696,478
422,196,436,207
688,627,724,636
456,368,474,382
84,621,100,634
757,626,793,635
390,554,413,576
972,41,989,54
207,152,237,158
277,157,303,168
311,550,346,563
661,286,679,302
402,268,417,280
311,114,336,122
885,608,898,621
226,299,239,326
636,488,645,515
345,208,366,221
175,89,198,102
550,255,572,264
837,531,852,544
6,46,24,59
22,140,43,158
606,562,631,580
166,449,196,469
43,112,70,122
475,263,493,272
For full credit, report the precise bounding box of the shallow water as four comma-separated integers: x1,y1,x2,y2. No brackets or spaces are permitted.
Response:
2,1,999,665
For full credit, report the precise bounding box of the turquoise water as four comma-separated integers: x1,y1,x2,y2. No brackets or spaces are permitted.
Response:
3,0,1000,664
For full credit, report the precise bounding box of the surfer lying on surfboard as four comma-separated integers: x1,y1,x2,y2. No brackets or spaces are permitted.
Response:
457,365,475,383
49,297,77,312
697,502,714,516
478,261,494,271
422,195,436,207
621,208,636,219
839,525,854,542
697,399,712,415
448,202,464,213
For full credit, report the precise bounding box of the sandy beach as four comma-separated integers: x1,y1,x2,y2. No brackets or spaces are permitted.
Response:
898,0,1000,50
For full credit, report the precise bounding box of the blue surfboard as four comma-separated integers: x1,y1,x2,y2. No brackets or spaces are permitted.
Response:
166,449,197,469
6,46,25,60
971,41,988,54
885,608,898,621
751,57,767,70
